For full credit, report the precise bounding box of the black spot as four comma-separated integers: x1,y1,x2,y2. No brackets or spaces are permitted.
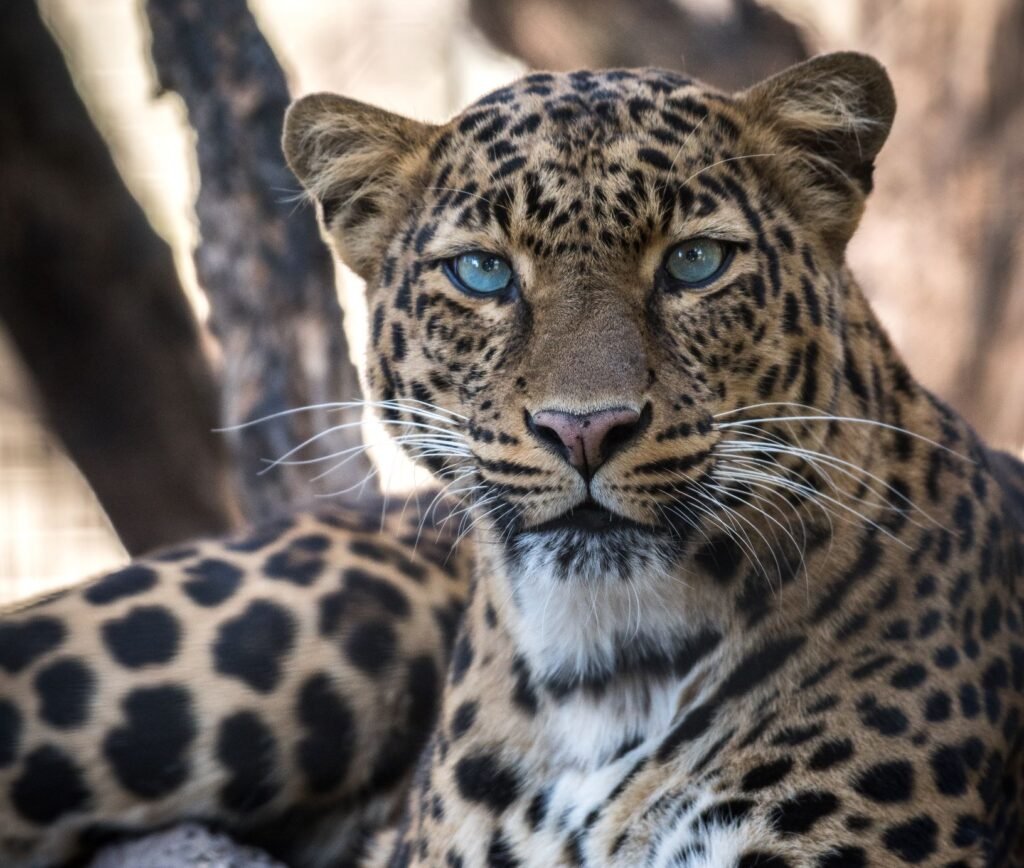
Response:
637,147,673,171
84,565,158,605
344,619,398,676
103,685,196,798
455,752,522,813
696,798,755,827
770,790,839,835
924,690,951,722
101,606,180,668
738,854,791,868
816,847,866,868
857,697,908,736
808,738,854,770
882,816,938,863
930,744,968,796
319,569,413,637
526,787,551,830
213,600,296,693
741,756,793,791
263,535,329,586
217,711,280,813
450,701,478,740
719,635,805,702
450,633,474,685
10,745,90,824
344,568,412,617
853,760,914,803
890,663,927,690
486,830,520,868
34,657,96,728
366,656,440,792
959,682,980,718
296,673,355,793
182,559,243,606
0,699,22,767
0,617,65,674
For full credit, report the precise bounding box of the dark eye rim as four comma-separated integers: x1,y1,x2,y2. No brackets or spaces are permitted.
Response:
659,238,736,291
442,250,517,299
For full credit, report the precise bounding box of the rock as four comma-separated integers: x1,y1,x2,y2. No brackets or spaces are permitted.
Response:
87,823,286,868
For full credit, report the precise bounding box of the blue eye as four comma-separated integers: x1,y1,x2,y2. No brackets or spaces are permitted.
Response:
446,251,514,296
664,238,730,287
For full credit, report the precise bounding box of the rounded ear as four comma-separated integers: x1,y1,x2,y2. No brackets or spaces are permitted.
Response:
739,52,896,250
283,93,435,280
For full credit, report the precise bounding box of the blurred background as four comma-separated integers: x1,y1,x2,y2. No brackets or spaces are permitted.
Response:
1,0,1022,604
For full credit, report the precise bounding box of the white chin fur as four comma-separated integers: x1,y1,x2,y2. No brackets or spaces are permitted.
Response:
506,527,696,689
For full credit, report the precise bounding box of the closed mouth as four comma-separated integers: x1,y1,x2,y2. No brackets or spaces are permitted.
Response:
528,499,653,535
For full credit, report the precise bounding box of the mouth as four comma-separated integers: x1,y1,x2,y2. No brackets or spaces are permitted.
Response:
528,498,652,535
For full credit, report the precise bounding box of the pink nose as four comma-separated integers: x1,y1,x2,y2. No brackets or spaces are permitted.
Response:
528,407,643,478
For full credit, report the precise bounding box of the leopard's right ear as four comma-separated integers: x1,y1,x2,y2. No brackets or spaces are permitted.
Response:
283,94,435,280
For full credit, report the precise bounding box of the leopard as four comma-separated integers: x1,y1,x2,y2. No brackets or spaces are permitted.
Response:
3,50,1024,868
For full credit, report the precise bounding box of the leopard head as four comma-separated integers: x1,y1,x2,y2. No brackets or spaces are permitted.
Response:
283,53,895,597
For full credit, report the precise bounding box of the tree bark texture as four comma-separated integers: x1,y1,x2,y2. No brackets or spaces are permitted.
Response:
0,0,236,555
469,0,808,91
146,0,373,521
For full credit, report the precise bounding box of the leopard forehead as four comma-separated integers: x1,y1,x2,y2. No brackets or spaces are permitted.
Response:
408,68,752,262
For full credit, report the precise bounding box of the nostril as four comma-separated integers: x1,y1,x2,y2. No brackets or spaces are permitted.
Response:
597,402,651,464
525,410,572,459
602,421,639,456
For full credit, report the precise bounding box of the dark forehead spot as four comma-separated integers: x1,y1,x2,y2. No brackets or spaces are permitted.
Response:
84,565,158,605
34,657,96,729
182,559,243,607
101,606,181,669
10,745,91,825
213,600,296,693
295,672,355,794
0,699,23,768
103,685,196,799
216,710,281,813
0,617,66,674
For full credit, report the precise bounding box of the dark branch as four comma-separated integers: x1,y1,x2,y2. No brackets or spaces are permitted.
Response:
146,0,373,520
0,0,236,554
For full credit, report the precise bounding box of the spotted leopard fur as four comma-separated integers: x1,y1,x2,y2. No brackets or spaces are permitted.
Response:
4,51,1024,867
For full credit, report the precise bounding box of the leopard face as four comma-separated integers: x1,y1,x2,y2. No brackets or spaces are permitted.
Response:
285,54,895,681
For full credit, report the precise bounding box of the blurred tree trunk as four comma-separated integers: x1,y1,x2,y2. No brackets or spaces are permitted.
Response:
0,0,237,555
146,0,373,521
788,0,1024,449
469,0,807,90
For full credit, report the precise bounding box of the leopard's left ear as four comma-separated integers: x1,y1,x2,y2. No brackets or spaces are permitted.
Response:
739,52,896,248
283,93,436,280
